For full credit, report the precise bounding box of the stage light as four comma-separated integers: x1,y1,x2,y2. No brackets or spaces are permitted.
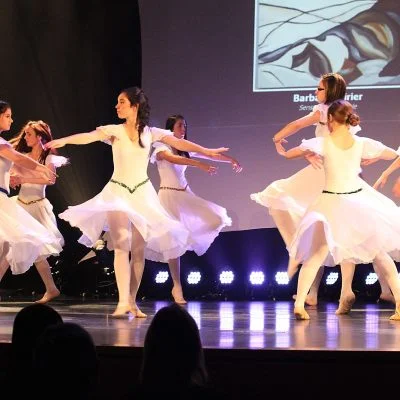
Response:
325,272,339,285
219,270,234,284
365,272,378,285
249,271,265,285
275,271,289,285
155,271,169,284
187,271,202,285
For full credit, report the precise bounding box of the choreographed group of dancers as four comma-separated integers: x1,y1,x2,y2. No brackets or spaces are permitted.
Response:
1,74,400,321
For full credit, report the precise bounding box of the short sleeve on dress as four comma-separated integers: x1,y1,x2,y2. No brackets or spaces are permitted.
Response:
45,154,69,168
0,137,11,149
299,137,324,156
96,124,122,145
149,127,173,143
150,142,172,164
359,137,390,159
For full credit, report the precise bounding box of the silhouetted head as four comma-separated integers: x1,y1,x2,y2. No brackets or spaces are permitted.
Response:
141,303,207,388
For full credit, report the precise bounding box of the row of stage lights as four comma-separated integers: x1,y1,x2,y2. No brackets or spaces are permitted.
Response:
154,271,395,286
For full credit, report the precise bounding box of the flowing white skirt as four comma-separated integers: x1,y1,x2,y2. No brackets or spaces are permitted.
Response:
11,196,64,248
59,180,190,262
289,180,400,266
158,186,231,256
251,165,324,227
0,194,61,274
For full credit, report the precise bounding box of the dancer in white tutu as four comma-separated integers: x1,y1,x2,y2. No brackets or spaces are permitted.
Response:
151,114,241,304
0,101,60,283
4,120,68,303
45,87,229,317
250,73,392,312
278,100,400,320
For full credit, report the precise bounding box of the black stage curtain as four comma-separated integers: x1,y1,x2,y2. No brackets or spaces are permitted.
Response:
0,0,141,292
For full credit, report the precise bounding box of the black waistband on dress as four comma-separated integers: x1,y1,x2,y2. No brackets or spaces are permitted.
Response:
0,187,9,196
110,178,150,194
322,188,362,195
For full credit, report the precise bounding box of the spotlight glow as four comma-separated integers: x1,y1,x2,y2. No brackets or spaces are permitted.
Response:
187,271,202,285
325,272,339,285
219,270,234,284
275,271,289,285
365,272,378,285
155,271,169,284
249,271,265,285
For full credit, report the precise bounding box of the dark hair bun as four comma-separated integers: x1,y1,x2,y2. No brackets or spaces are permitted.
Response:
347,113,360,127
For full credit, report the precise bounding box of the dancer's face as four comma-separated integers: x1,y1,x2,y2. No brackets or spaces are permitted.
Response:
24,126,41,148
173,119,187,139
315,80,327,104
115,93,137,120
0,108,13,133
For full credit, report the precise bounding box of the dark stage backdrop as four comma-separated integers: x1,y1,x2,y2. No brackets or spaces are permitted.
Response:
140,0,400,231
0,0,141,292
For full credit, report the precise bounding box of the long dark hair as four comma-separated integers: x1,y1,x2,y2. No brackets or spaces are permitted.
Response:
0,100,11,115
120,87,150,148
10,120,57,164
165,114,190,158
321,73,346,104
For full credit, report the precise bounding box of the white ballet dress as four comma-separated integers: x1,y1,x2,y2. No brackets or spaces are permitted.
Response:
11,154,67,248
58,125,190,263
0,138,61,274
289,135,400,266
150,144,232,256
250,103,361,244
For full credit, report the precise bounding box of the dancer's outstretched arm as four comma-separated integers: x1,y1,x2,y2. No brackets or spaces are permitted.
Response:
272,112,321,153
156,150,217,175
0,145,56,181
161,135,228,158
374,153,400,190
45,130,107,148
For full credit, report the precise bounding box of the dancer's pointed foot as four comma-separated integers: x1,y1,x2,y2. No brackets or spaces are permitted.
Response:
130,305,147,318
294,306,310,320
111,304,132,318
389,303,400,321
379,293,396,304
172,286,187,305
292,294,318,307
335,293,356,315
35,289,60,304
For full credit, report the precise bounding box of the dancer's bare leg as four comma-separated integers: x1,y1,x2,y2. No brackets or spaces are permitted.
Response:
373,252,400,320
0,257,9,282
336,261,356,315
34,259,60,304
292,266,324,306
373,261,395,304
128,224,146,318
269,209,301,279
168,257,186,304
294,223,329,320
108,211,132,317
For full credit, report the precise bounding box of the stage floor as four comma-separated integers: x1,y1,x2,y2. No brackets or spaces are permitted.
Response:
1,299,400,351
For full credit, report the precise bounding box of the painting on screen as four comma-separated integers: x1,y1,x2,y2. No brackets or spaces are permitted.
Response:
254,0,400,91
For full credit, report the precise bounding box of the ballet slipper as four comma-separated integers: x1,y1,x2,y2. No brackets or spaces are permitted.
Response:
292,294,318,307
172,286,187,305
335,293,356,315
389,303,400,321
378,293,396,304
35,289,60,304
294,306,310,320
